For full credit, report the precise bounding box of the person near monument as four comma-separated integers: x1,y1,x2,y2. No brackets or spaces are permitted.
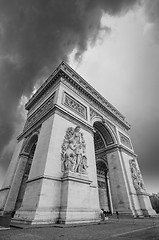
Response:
116,210,119,219
101,209,105,221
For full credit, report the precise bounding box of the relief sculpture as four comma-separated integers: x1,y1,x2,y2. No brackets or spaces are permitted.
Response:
61,126,88,174
129,159,145,191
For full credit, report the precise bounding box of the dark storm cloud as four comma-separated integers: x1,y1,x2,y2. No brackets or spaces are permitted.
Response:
144,0,159,23
144,0,159,41
0,0,140,170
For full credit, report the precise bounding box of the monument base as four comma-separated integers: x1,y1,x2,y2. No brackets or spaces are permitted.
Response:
11,208,60,225
138,192,156,217
59,171,100,224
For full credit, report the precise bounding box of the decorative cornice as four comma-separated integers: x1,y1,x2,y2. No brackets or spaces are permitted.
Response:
95,144,136,157
24,93,55,132
95,143,119,155
61,171,91,184
26,175,62,184
18,104,94,141
25,61,130,130
118,145,137,157
25,65,62,110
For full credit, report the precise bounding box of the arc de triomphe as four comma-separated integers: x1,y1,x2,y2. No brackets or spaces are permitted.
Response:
0,62,155,224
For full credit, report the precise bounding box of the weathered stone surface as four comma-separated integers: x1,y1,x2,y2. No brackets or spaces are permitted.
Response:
0,62,155,224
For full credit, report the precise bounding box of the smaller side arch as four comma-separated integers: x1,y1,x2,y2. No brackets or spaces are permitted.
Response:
90,109,118,144
12,132,39,216
96,158,112,213
96,158,108,174
21,131,39,155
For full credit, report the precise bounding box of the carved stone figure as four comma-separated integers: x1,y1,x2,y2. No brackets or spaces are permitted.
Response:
61,126,88,174
129,159,145,191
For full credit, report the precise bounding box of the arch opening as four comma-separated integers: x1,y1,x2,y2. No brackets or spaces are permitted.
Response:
13,134,38,216
94,122,114,152
93,122,114,214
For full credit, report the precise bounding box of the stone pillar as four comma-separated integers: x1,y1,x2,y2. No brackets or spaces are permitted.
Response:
118,150,156,217
118,150,142,217
137,192,156,216
97,176,109,211
13,115,60,224
60,171,94,224
133,159,156,216
12,113,101,224
0,140,24,215
107,148,132,215
4,154,29,215
59,123,100,224
106,175,113,214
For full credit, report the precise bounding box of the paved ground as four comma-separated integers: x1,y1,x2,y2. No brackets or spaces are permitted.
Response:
0,217,159,240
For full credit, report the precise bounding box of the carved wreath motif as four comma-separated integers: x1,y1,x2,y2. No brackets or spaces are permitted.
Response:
129,159,145,191
61,126,88,174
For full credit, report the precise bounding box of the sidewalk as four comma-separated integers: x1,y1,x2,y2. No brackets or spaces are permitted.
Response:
0,216,158,240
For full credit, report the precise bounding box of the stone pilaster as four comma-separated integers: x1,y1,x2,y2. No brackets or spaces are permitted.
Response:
60,171,100,224
107,148,133,215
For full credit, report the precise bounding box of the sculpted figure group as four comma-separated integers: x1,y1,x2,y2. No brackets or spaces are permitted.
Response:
129,159,145,191
61,126,88,174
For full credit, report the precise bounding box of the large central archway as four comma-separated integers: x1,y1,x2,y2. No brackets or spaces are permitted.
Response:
93,121,115,214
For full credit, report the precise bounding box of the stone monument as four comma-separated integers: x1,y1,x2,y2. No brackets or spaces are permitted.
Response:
0,61,155,225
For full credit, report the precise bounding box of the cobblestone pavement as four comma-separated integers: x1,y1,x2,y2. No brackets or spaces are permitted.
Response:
0,218,159,240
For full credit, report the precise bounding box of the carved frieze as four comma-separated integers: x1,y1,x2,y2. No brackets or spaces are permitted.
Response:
63,92,87,119
23,93,55,132
61,126,88,174
61,76,129,131
119,132,132,149
129,159,145,191
25,62,130,132
61,63,127,123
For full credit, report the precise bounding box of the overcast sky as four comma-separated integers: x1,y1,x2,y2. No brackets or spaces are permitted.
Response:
0,0,158,194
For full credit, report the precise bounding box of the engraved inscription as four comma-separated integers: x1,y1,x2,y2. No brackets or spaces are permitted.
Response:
63,92,87,119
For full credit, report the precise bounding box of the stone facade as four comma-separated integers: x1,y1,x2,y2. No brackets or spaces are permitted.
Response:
0,61,155,225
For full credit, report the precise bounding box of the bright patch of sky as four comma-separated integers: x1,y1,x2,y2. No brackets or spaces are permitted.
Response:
69,6,159,193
